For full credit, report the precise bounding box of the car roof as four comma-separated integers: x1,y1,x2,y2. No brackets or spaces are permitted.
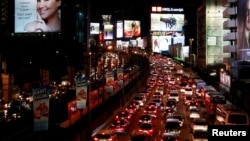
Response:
166,118,180,122
98,129,113,134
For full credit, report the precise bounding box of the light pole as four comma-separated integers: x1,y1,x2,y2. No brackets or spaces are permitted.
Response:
189,38,194,66
87,51,92,140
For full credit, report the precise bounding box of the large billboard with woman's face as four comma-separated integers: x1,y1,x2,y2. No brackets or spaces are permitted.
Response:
151,13,184,31
15,0,61,33
238,0,250,61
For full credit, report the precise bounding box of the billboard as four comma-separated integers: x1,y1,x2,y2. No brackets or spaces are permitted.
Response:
151,13,184,31
90,22,100,35
238,0,250,61
152,35,172,53
124,20,141,38
104,24,113,40
33,86,50,131
116,21,123,38
15,0,61,33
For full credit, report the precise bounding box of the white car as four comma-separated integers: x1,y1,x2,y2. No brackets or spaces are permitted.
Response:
191,118,208,132
168,92,179,102
189,108,201,122
184,87,193,95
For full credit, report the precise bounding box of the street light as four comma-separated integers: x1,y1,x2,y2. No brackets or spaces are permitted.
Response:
189,38,194,66
87,51,92,140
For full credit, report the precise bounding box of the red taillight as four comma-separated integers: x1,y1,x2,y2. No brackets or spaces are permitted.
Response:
94,137,98,140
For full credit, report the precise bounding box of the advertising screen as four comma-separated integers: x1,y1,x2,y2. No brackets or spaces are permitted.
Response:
104,24,113,40
152,35,172,53
124,20,141,38
102,15,112,24
15,0,61,33
90,22,100,35
116,21,123,38
151,13,184,31
238,0,250,61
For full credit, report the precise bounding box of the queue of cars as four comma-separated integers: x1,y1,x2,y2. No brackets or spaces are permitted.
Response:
92,55,208,140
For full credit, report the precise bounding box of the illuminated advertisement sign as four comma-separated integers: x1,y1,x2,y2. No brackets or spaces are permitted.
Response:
116,21,123,38
152,35,171,53
104,24,113,40
90,22,100,35
238,0,250,61
124,20,141,38
15,0,61,33
151,13,184,31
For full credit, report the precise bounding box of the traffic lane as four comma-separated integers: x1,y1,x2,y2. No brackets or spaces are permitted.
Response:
116,103,163,140
115,92,195,140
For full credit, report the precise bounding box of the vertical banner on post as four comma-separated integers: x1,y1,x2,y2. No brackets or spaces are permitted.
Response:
75,77,88,109
117,67,124,87
106,70,114,94
33,86,50,131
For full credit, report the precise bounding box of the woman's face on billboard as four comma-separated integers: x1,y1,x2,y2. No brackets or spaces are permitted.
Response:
246,0,250,30
37,0,61,20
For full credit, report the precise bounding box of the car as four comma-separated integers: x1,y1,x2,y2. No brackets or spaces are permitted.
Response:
164,118,181,137
92,129,118,141
169,86,178,93
184,86,193,95
184,95,194,105
168,92,179,102
152,98,164,109
166,99,177,111
188,108,201,122
190,130,208,141
191,118,208,132
143,105,157,118
160,132,179,141
130,101,140,110
125,104,138,114
138,122,154,136
152,95,162,101
155,86,164,95
164,107,175,118
139,114,153,125
171,114,184,127
110,118,130,134
133,95,147,107
137,90,150,97
115,110,133,121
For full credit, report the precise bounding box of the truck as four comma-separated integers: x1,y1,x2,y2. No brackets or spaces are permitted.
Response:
193,79,206,91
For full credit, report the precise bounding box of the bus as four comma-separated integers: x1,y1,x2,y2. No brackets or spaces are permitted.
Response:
203,91,226,115
215,103,249,125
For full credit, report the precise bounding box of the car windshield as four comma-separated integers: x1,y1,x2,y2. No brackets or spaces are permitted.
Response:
145,106,156,111
112,120,127,126
140,123,152,129
166,101,176,107
165,122,180,130
193,131,208,138
96,133,111,139
193,120,207,125
140,115,151,120
170,93,178,96
173,115,182,121
134,96,143,100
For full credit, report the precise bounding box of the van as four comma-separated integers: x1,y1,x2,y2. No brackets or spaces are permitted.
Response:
215,104,249,125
